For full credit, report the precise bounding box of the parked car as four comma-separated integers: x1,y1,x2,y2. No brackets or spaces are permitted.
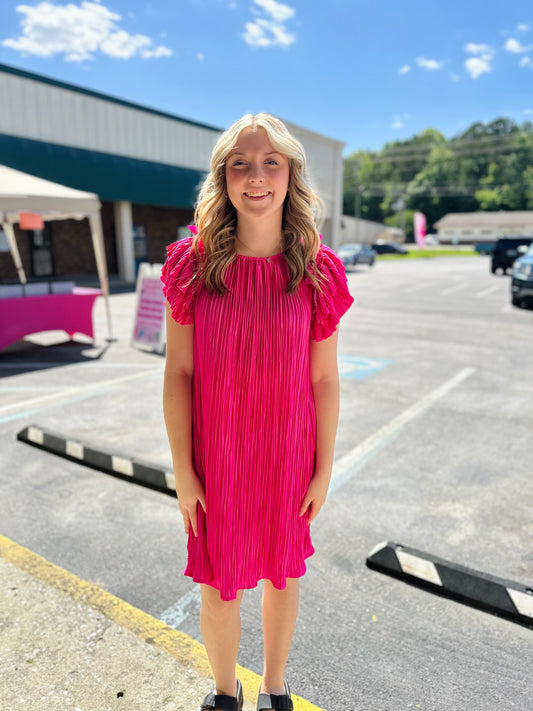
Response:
372,242,408,255
474,242,495,255
511,242,533,308
491,236,532,274
337,243,376,267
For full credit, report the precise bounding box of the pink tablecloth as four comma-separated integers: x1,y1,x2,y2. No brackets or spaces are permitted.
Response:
0,287,102,351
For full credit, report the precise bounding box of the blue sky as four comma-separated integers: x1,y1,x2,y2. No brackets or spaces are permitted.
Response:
0,0,532,154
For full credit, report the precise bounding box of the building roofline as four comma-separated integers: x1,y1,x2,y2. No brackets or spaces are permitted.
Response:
0,62,223,133
0,133,206,208
434,210,533,227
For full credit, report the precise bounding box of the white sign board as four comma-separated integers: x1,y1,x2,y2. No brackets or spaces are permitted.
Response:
131,262,166,354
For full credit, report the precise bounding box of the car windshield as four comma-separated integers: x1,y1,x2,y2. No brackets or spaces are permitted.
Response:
340,244,361,252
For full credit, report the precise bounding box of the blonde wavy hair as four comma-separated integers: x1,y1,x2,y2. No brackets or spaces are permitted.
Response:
193,113,324,294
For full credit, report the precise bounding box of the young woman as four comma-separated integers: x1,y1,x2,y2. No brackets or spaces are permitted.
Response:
162,113,353,711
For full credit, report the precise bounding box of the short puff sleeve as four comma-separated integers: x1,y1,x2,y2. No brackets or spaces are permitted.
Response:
160,235,198,325
310,244,354,341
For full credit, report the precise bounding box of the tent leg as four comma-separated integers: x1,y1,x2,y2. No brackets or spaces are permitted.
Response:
2,219,27,284
89,213,113,341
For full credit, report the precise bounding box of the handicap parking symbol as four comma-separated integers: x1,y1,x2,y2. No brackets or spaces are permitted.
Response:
338,355,392,381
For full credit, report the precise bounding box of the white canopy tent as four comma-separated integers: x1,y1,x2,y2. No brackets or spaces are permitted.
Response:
0,164,112,339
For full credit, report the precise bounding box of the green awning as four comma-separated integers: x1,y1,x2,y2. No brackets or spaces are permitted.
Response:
0,133,207,209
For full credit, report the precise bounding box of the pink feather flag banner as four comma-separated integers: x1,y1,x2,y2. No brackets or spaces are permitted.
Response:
414,211,426,247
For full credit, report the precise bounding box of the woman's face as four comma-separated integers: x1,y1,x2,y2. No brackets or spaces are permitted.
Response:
225,127,290,225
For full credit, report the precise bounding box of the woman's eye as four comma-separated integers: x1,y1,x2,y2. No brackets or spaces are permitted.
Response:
267,160,279,166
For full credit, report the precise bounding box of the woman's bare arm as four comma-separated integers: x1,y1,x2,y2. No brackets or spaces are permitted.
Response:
163,303,205,536
299,328,340,523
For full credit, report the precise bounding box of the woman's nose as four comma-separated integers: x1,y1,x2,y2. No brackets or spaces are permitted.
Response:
248,164,264,183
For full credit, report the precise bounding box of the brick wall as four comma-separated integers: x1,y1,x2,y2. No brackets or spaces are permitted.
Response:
1,202,193,282
132,204,193,265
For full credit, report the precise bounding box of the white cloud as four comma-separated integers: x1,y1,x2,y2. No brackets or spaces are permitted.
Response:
243,0,296,47
253,0,295,22
392,119,404,129
243,18,294,47
2,1,173,62
197,52,205,61
416,56,445,70
465,42,493,55
517,24,529,32
142,45,173,59
449,72,461,82
520,56,532,68
463,42,494,78
505,37,533,53
465,56,492,79
399,64,411,75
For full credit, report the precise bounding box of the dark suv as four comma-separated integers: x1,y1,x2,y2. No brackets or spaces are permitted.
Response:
491,236,532,274
511,242,533,308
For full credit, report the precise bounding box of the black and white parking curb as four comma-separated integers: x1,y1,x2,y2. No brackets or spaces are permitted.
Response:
367,541,533,628
17,425,176,495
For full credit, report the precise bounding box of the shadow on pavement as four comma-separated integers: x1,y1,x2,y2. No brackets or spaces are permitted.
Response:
0,337,112,377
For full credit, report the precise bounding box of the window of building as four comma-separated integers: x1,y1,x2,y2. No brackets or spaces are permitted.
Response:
28,224,54,278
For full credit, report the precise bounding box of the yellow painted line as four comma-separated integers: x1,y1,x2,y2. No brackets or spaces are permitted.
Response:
0,534,325,711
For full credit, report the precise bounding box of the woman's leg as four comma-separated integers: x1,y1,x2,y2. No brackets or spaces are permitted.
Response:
200,583,244,697
261,578,300,695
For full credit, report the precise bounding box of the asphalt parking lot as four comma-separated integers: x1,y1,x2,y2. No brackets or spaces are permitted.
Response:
1,254,532,711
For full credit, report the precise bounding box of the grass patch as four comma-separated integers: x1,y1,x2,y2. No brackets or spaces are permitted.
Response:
377,248,479,260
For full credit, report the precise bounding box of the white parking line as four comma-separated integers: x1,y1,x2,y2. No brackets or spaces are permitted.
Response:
440,283,467,296
160,587,202,629
403,283,428,294
329,367,476,493
0,386,65,392
0,368,161,419
475,284,501,298
0,361,159,370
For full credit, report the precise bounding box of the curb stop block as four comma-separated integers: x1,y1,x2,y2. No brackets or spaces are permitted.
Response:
366,541,533,628
17,424,175,495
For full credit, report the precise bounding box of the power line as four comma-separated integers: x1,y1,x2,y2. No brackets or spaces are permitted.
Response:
351,129,533,156
347,133,533,165
359,183,529,197
365,182,529,192
353,144,533,165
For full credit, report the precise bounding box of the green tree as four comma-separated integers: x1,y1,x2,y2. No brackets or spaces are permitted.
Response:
343,118,533,231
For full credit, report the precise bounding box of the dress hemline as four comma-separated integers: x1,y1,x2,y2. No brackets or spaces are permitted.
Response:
183,546,315,601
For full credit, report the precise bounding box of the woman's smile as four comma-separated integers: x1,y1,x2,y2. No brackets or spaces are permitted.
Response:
243,190,272,200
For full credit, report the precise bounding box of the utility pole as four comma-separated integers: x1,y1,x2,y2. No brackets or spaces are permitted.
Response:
392,197,406,242
353,160,360,243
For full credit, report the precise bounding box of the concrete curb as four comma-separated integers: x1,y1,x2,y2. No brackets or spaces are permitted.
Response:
17,424,175,494
0,534,326,710
366,541,533,628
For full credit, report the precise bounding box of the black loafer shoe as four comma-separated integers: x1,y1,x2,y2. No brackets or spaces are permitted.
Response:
256,681,293,710
200,678,243,711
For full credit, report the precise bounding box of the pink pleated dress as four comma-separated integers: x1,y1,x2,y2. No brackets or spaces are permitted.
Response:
161,235,353,601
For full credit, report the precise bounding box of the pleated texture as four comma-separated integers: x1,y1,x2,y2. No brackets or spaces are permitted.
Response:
161,236,353,600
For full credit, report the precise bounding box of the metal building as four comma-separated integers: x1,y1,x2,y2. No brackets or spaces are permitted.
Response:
0,63,344,284
434,211,533,244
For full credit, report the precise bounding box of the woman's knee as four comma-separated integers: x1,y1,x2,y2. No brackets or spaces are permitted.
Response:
263,578,299,599
200,584,242,623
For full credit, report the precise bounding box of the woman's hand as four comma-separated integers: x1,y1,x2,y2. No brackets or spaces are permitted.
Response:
175,468,206,537
299,473,330,524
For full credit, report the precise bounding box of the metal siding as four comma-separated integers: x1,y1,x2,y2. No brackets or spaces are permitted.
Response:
0,72,218,172
285,121,344,221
